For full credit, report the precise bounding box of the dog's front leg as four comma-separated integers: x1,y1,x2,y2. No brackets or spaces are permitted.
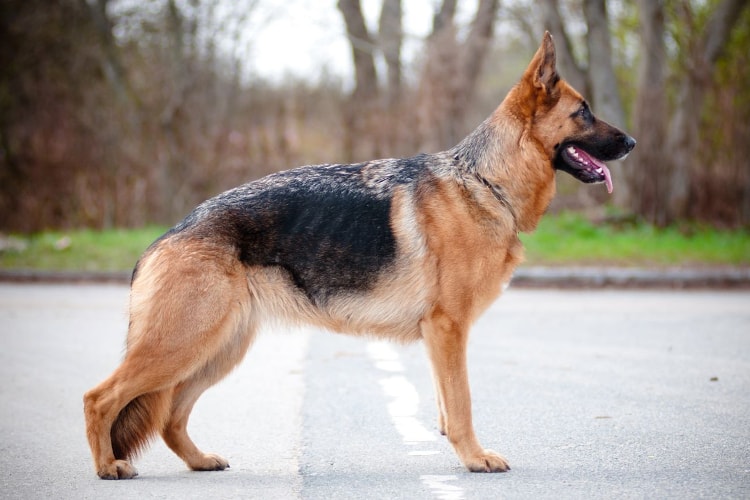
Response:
421,311,510,472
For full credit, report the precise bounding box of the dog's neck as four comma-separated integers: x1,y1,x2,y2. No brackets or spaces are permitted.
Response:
449,108,556,233
473,172,518,228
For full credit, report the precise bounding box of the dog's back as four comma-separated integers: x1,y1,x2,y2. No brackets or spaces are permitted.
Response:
161,157,428,304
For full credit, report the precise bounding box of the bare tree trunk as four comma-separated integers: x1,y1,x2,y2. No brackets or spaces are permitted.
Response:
159,0,196,221
84,0,135,107
82,0,143,227
417,0,499,152
539,0,588,95
378,0,402,154
665,0,749,222
338,0,378,101
417,0,458,152
583,0,630,206
337,0,379,160
378,0,402,104
460,0,499,114
630,0,668,225
432,0,457,33
504,3,537,49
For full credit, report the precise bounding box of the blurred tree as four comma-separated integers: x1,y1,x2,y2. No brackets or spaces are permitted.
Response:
0,0,295,231
628,0,750,226
709,7,750,226
664,0,749,224
539,0,588,95
378,0,403,106
0,0,106,229
85,0,136,107
338,0,499,158
629,0,668,225
416,0,500,151
378,0,403,153
337,0,381,160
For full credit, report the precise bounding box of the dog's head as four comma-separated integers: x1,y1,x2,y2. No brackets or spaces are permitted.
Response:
520,32,636,193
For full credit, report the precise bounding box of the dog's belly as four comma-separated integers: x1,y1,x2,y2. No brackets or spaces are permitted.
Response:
246,264,428,342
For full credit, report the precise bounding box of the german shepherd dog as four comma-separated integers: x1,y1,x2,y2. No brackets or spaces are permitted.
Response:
84,32,635,479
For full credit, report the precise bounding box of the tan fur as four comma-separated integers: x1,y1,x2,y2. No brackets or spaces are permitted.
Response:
83,32,623,478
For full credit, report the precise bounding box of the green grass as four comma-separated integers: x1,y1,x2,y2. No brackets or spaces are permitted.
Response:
0,226,167,271
520,213,750,267
1,214,748,271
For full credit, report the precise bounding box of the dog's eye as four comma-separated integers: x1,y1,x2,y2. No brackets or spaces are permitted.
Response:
577,104,592,122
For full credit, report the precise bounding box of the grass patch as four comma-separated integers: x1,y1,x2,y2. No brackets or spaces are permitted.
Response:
0,226,166,271
520,212,750,267
1,214,748,271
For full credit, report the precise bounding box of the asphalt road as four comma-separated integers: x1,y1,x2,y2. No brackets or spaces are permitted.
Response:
1,283,748,499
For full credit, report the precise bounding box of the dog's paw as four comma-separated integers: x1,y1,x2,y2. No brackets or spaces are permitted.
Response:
189,453,229,471
462,449,510,473
97,459,138,480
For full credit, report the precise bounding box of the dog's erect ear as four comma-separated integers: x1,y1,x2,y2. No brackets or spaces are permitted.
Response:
529,31,559,96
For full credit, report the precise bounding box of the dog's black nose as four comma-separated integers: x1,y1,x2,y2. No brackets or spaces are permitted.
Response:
625,135,636,152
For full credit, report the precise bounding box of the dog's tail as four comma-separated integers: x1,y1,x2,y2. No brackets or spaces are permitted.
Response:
111,389,172,460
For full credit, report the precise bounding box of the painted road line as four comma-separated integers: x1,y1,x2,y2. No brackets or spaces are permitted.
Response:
367,340,465,500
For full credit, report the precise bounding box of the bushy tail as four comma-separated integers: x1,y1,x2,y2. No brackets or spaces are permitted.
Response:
111,389,172,460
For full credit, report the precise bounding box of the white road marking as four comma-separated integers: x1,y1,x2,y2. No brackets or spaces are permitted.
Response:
420,474,465,500
367,341,465,500
368,342,435,443
367,340,405,372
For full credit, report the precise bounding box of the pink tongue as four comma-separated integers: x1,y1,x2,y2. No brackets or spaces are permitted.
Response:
576,148,613,194
599,162,613,194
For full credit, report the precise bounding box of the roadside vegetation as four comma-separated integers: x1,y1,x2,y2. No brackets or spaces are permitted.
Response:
520,213,750,267
1,214,747,272
0,227,165,271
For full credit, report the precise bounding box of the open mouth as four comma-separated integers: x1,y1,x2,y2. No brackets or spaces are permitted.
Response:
560,145,614,194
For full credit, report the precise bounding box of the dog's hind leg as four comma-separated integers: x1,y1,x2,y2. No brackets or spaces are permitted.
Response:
84,244,252,479
421,309,510,473
162,321,257,471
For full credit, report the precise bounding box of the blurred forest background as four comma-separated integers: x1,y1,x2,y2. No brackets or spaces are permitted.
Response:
1,0,749,233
